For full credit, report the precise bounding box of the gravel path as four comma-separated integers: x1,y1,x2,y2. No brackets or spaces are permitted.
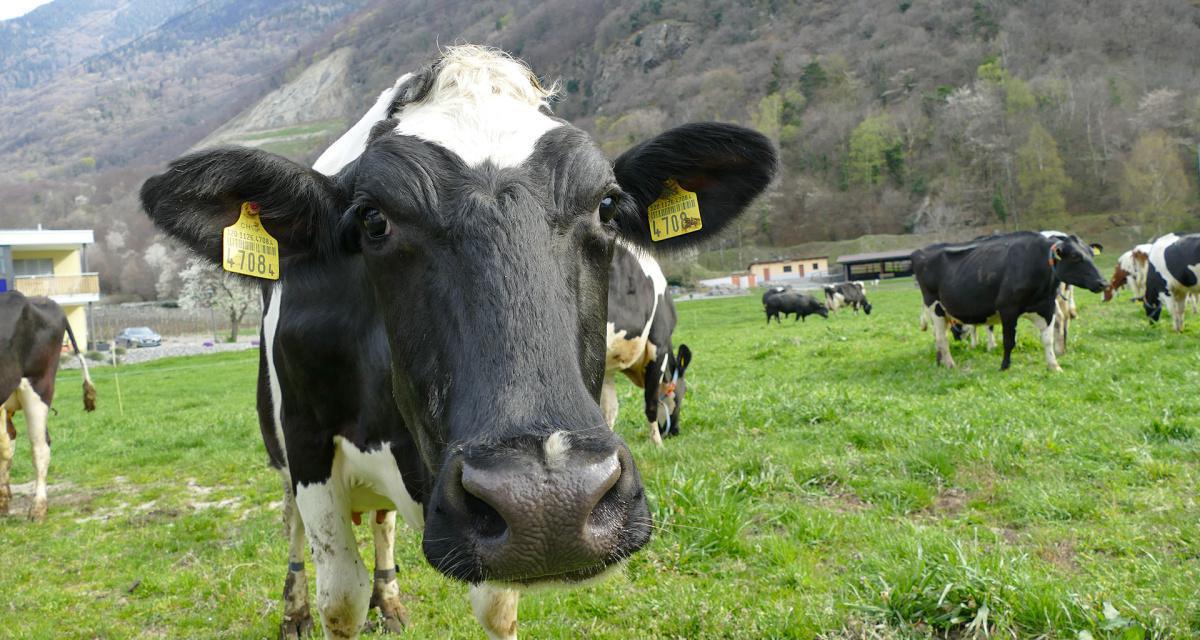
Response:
60,334,258,368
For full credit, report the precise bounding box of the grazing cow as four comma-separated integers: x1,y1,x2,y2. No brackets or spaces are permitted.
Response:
1143,233,1200,332
1104,244,1152,302
825,282,872,314
140,46,776,640
603,242,691,446
0,291,96,522
761,285,790,309
912,231,1106,371
765,290,827,324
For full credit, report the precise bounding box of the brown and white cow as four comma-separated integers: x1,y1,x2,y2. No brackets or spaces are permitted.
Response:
0,291,96,522
1104,243,1152,302
141,46,776,639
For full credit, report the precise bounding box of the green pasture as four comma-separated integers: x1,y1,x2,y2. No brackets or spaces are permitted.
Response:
1,279,1197,639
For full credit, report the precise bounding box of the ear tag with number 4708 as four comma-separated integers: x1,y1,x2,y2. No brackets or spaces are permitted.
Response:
648,178,702,242
222,202,279,280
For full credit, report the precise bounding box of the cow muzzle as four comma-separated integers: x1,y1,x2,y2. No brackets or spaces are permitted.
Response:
423,434,650,584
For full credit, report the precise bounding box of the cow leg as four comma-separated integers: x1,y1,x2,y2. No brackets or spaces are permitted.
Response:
643,359,664,447
18,380,50,522
1054,307,1069,356
966,325,978,349
999,314,1019,371
1171,293,1187,333
280,476,314,640
1190,293,1199,314
0,405,11,515
295,480,370,639
368,510,409,633
600,372,618,430
1027,314,1062,372
986,325,996,352
469,583,519,640
928,304,955,368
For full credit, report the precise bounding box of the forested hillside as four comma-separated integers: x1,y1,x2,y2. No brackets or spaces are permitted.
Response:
1,0,1197,296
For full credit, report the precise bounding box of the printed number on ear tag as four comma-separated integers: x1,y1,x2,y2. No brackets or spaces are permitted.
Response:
648,178,702,242
222,202,280,280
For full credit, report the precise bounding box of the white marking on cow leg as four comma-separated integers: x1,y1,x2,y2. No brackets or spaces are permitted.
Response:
469,583,520,640
986,325,996,352
544,431,570,468
0,404,12,515
929,305,955,368
1027,315,1062,372
280,473,313,639
295,479,370,639
17,379,50,521
600,373,618,430
1189,293,1200,314
369,510,409,633
1171,293,1186,333
647,421,663,447
918,307,929,331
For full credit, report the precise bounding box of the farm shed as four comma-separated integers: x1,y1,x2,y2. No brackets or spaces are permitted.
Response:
747,256,829,282
835,250,916,281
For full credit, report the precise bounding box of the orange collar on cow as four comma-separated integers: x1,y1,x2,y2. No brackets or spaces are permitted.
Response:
1048,241,1063,266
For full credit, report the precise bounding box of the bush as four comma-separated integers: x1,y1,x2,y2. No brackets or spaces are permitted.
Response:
85,351,104,362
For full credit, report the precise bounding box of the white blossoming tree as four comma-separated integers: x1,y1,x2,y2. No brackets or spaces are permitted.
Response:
177,257,257,342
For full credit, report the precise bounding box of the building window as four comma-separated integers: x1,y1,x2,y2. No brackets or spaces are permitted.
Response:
850,262,881,275
812,263,819,270
782,265,792,273
13,258,53,277
883,260,912,273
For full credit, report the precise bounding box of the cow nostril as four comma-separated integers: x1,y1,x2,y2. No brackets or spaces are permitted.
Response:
463,490,508,540
586,474,624,534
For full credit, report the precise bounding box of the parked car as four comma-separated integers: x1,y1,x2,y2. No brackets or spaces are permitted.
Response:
116,326,162,348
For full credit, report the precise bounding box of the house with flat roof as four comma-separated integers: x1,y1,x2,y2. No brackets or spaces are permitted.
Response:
747,256,829,282
0,228,99,348
835,249,916,281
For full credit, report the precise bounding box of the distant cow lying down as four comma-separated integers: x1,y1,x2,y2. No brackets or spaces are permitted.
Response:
1,291,96,522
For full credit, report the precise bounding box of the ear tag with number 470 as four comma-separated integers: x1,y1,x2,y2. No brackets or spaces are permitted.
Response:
222,202,280,280
648,178,702,242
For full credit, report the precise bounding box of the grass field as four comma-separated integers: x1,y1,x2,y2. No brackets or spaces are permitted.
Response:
1,277,1197,639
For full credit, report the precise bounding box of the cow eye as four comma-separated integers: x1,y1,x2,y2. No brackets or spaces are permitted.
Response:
598,193,619,222
360,208,390,239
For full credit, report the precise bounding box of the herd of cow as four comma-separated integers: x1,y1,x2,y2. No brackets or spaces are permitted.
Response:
1,45,1199,640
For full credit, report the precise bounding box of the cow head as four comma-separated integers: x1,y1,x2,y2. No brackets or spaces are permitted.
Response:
1104,263,1130,302
140,47,775,586
658,344,691,436
1143,264,1168,323
1048,235,1106,293
862,301,873,315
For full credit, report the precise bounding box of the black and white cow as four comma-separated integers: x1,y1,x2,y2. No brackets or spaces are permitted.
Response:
140,46,776,639
824,282,871,314
761,285,790,309
1143,233,1200,332
912,231,1106,371
603,242,691,447
764,290,827,323
0,291,96,522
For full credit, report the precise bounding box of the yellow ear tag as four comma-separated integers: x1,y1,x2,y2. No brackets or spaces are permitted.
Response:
648,178,702,242
222,202,280,280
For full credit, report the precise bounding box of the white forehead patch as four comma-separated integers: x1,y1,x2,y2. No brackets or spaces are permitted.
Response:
393,46,562,168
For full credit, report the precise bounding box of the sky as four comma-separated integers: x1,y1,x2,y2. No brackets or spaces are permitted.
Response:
0,0,55,21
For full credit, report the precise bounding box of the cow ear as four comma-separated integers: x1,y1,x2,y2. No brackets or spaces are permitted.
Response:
140,146,349,267
611,123,777,253
676,344,692,374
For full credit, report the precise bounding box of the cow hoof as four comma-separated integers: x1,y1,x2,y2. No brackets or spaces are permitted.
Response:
1050,365,1063,373
28,498,46,523
280,609,315,640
